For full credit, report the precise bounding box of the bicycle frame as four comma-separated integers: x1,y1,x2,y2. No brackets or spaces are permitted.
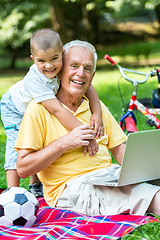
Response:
120,91,160,132
104,54,160,132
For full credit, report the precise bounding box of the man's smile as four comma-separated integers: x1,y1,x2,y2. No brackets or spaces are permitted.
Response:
72,80,84,85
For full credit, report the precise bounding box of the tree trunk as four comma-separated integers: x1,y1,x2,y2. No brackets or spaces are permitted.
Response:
48,0,99,45
81,3,94,43
10,48,18,69
49,0,69,43
88,8,100,44
155,4,160,29
68,1,83,40
81,3,100,44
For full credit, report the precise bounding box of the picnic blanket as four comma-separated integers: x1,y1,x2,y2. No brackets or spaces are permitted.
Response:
0,196,159,239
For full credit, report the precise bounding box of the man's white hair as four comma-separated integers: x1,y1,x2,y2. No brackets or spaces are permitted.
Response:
63,40,97,71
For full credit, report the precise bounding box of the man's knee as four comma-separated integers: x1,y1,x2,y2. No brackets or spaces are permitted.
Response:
148,191,160,216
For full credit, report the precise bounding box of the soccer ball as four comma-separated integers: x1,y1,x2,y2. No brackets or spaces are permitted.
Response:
0,187,39,227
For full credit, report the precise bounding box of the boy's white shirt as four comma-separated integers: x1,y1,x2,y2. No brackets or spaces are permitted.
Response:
9,64,60,114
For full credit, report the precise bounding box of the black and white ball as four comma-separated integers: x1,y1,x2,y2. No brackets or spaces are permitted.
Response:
0,187,39,227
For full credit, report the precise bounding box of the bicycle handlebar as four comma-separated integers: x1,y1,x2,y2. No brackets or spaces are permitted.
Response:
104,54,116,65
104,54,160,86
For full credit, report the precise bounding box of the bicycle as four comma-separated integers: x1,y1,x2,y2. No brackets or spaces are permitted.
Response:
104,54,160,133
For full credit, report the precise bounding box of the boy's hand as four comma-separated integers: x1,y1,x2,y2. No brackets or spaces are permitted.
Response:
90,114,104,139
83,139,99,157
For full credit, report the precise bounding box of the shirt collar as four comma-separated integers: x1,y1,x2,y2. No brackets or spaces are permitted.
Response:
61,95,89,116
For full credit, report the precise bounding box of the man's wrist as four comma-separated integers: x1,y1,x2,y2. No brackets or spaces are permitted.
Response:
54,135,70,153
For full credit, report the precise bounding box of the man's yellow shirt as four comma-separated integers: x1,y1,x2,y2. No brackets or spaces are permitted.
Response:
15,98,127,207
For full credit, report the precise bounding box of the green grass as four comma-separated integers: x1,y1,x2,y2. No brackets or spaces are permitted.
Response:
122,221,160,240
0,70,31,189
0,43,160,238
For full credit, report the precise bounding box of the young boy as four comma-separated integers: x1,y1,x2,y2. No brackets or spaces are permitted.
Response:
0,28,104,197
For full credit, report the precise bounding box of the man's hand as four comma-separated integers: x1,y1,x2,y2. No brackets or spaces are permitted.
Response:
66,125,99,156
66,125,96,150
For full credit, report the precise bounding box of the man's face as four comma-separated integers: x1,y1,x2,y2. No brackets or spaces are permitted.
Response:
60,46,95,97
31,47,63,79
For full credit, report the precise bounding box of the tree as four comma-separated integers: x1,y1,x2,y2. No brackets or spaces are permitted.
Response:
49,0,109,44
0,0,114,69
0,0,51,68
110,0,160,26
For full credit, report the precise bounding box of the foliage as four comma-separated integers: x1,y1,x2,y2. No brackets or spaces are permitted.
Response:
0,0,51,47
0,0,160,68
0,0,51,67
109,0,160,22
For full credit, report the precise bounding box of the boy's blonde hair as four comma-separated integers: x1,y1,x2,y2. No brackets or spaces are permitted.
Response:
30,28,63,56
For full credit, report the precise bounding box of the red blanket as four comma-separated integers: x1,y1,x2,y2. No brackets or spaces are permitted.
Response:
0,197,159,239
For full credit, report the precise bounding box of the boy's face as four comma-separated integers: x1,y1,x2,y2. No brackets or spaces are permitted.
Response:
31,47,63,79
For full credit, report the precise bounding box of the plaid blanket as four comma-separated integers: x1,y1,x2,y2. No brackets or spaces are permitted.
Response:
0,197,159,239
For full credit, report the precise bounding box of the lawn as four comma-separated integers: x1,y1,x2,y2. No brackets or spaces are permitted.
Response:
0,41,160,239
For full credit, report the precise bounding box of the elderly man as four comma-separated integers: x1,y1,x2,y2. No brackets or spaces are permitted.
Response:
16,40,160,216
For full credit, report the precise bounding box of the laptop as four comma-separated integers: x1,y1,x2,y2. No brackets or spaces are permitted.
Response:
83,129,160,187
